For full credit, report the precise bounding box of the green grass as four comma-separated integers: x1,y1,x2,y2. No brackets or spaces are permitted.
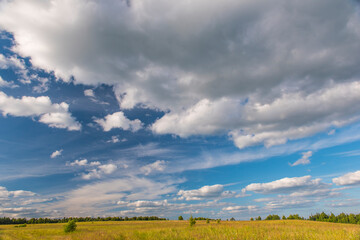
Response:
0,220,360,239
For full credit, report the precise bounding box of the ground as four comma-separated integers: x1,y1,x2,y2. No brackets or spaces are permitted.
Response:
0,220,360,240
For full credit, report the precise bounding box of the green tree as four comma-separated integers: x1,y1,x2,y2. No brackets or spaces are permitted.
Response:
256,216,262,221
189,215,196,227
178,216,183,220
230,217,235,221
216,219,221,224
206,218,210,224
250,217,254,221
64,220,77,233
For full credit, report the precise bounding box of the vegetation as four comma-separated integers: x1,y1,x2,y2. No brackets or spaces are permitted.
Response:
0,220,359,239
0,216,166,225
63,220,77,233
178,216,183,220
309,212,360,224
189,215,196,227
206,218,210,224
265,214,281,220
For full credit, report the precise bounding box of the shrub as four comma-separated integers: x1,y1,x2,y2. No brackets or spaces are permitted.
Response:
216,219,221,224
206,219,210,224
178,216,183,220
189,215,196,227
250,217,254,221
64,220,77,233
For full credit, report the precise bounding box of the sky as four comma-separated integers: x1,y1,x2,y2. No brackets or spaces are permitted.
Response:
0,0,360,220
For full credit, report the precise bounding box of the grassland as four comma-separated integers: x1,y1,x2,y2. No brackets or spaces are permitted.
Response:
1,220,360,240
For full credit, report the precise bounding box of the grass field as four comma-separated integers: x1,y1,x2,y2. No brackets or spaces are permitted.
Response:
1,220,360,240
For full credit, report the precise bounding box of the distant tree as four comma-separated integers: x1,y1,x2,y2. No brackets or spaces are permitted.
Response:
216,219,221,224
230,217,235,221
282,215,286,220
206,219,210,224
189,215,196,227
265,215,280,220
256,216,262,221
250,217,254,221
64,220,77,233
178,216,183,220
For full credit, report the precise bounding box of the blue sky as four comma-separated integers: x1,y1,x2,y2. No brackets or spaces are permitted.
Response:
0,0,360,220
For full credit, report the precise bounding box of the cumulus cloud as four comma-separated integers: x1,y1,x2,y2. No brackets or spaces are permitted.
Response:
178,184,235,201
290,151,312,166
50,149,63,159
0,76,17,88
94,112,142,132
81,163,117,180
140,160,166,175
84,89,95,97
68,159,88,167
242,175,327,194
0,186,36,199
0,91,81,130
1,0,360,148
332,170,360,186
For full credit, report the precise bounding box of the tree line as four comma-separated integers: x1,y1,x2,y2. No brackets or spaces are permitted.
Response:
250,212,360,224
0,216,167,225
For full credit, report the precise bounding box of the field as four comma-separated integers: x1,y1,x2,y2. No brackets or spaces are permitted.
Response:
1,220,360,240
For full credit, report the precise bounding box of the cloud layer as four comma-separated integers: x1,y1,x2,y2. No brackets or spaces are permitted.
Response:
1,0,360,148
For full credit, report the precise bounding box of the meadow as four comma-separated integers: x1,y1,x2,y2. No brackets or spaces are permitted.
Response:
1,220,360,240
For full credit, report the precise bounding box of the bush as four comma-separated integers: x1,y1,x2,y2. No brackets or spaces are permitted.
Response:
14,224,26,228
189,215,196,227
250,217,254,221
206,219,210,224
64,220,77,233
178,216,183,220
216,219,221,224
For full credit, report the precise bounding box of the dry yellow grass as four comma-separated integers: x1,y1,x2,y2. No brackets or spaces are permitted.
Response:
0,220,360,240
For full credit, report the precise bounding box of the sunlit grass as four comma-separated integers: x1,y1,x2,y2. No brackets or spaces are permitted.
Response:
1,220,360,239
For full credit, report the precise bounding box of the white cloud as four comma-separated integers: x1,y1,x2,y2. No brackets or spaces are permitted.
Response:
94,111,142,132
140,160,166,175
222,205,257,212
89,161,101,166
81,163,117,180
84,89,95,97
178,184,235,201
290,151,312,167
332,170,360,186
0,91,81,130
127,200,168,208
68,159,88,167
0,186,35,199
107,136,127,143
242,175,327,194
98,163,117,174
0,76,17,88
50,149,63,159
